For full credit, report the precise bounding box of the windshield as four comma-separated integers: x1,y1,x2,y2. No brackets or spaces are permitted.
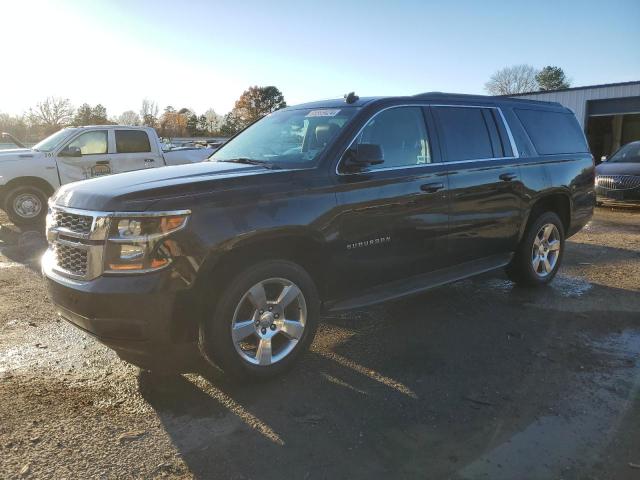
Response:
32,128,77,152
609,142,640,163
210,107,359,168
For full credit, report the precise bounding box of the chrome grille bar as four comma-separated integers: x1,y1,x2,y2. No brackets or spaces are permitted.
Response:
596,175,640,190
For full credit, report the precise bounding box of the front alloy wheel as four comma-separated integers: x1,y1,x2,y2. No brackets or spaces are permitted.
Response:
231,278,307,366
200,260,320,379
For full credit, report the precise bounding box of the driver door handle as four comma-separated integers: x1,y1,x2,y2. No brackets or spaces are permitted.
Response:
420,182,445,193
499,172,518,182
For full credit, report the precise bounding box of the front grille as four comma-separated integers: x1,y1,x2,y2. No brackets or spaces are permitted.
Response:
54,243,88,277
596,175,640,190
51,210,94,234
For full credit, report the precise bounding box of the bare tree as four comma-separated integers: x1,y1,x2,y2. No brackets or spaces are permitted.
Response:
140,98,159,127
117,110,141,126
27,97,74,132
204,108,222,132
484,65,539,95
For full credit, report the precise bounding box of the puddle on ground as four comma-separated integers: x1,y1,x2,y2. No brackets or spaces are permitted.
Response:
457,329,640,480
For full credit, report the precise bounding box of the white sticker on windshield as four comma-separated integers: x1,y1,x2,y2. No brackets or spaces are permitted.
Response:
306,109,341,117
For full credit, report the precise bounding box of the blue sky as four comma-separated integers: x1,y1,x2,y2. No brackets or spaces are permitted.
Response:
1,0,638,117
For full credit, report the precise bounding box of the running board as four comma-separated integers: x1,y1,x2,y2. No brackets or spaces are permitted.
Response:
324,253,513,313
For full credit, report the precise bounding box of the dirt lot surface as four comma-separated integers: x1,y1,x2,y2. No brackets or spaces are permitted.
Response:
0,207,639,479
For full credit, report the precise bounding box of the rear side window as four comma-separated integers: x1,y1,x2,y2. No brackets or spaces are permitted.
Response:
115,130,151,153
515,109,588,155
433,107,496,161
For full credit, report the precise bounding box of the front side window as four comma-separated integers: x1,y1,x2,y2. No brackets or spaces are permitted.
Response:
211,107,359,168
433,107,495,161
354,107,431,169
115,130,151,153
65,130,108,155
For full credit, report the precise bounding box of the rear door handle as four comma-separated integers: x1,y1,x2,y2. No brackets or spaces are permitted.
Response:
420,182,445,193
499,172,518,182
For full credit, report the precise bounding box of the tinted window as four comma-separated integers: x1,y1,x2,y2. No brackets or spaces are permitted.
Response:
66,130,107,155
433,107,494,161
515,108,588,155
115,130,151,153
355,107,431,169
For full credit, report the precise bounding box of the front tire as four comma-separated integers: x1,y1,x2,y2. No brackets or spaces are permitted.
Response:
506,211,565,287
4,185,48,227
199,260,320,379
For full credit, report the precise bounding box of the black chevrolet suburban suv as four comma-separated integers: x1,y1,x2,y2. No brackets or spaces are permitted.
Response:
43,93,595,378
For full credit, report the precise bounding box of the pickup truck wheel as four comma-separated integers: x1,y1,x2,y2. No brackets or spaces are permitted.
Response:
4,186,48,227
506,211,565,287
199,260,320,379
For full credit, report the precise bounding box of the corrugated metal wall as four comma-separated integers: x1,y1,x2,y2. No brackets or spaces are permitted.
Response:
511,82,640,129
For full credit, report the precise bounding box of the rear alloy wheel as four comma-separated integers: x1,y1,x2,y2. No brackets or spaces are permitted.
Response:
506,211,565,286
5,186,48,227
530,223,561,278
200,260,319,379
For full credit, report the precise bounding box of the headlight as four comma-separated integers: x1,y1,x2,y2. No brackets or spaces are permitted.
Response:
104,211,190,273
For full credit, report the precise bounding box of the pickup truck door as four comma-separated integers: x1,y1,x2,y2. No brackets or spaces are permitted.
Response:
431,105,523,264
331,106,449,298
109,129,165,174
56,129,111,184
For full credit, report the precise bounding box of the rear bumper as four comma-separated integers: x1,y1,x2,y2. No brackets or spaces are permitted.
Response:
43,263,201,371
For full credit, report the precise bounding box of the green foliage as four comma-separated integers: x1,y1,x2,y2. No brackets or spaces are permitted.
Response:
72,103,110,126
221,86,286,134
535,66,570,91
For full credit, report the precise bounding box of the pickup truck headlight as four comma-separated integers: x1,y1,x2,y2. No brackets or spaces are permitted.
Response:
104,211,190,273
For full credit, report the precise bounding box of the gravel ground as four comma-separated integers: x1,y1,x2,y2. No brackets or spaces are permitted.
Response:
0,207,639,479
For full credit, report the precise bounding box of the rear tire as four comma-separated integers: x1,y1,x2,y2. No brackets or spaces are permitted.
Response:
506,211,565,287
199,260,320,379
4,185,48,227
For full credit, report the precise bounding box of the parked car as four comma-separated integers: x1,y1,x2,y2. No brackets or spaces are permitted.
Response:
595,141,640,204
0,126,214,226
42,93,595,378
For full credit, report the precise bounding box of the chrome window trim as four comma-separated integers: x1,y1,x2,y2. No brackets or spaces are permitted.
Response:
335,103,520,176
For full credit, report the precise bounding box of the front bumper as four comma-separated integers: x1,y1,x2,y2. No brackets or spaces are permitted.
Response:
595,185,640,204
43,258,201,371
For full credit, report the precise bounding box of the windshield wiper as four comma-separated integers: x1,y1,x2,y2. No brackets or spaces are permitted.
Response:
216,158,280,169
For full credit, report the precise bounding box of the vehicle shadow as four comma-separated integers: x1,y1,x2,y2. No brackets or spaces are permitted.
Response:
0,223,47,272
138,275,640,480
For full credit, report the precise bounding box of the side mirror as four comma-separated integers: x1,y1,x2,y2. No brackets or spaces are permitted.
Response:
59,146,82,158
345,143,384,169
600,155,608,162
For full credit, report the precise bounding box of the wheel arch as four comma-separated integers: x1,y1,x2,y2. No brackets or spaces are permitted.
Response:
520,191,572,241
3,176,56,199
171,229,331,344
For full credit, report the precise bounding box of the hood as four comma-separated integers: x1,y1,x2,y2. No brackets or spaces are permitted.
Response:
52,161,282,211
596,161,640,176
0,148,35,160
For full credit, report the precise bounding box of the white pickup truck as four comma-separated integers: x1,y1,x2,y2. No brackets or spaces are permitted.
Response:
0,126,214,226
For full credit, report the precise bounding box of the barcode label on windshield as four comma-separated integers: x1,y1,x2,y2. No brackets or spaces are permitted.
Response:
306,109,341,117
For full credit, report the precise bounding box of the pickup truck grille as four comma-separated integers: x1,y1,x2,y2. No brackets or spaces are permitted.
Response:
51,211,94,235
596,175,640,190
54,243,88,277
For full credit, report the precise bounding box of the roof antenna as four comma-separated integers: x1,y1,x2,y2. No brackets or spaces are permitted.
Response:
344,92,359,104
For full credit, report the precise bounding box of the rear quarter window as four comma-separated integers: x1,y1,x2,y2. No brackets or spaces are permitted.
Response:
115,130,151,153
515,108,588,155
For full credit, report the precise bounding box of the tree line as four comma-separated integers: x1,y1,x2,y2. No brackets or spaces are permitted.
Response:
0,86,287,142
485,65,571,96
